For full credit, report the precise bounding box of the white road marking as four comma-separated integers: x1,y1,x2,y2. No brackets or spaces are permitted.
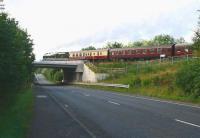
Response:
37,95,47,98
48,93,96,138
64,104,69,108
84,94,90,97
175,119,200,128
109,92,200,109
108,101,120,105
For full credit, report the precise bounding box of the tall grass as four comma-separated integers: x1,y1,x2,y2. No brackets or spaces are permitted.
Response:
0,88,34,138
95,60,200,103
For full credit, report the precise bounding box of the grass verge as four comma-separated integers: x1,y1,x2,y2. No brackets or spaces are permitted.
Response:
76,84,200,105
76,60,200,105
0,88,34,138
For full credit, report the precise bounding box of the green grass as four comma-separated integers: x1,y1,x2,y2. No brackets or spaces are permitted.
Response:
0,88,34,138
77,84,200,105
79,60,200,104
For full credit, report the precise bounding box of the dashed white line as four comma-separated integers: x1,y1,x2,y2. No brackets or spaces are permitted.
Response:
48,93,96,138
109,92,200,109
175,119,200,128
65,104,69,108
37,95,47,98
108,101,120,105
84,94,90,97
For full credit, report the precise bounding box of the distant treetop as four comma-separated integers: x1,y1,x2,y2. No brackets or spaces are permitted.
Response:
82,46,96,51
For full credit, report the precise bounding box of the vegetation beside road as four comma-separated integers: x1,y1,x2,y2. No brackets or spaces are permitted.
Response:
0,13,34,138
0,88,34,138
36,68,63,83
82,59,200,104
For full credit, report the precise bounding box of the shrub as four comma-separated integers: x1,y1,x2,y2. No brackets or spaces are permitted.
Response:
143,79,151,86
152,76,161,87
53,71,63,82
131,76,142,87
176,61,200,97
0,13,34,94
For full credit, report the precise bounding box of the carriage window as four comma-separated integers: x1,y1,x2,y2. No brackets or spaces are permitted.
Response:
143,49,147,54
93,53,95,56
131,50,135,54
150,49,154,53
157,48,161,53
100,52,102,55
136,50,141,54
76,53,78,57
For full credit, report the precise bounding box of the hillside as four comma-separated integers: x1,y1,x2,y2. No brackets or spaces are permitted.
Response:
88,58,200,104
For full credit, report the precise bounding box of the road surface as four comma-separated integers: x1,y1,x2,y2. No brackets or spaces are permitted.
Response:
30,74,200,138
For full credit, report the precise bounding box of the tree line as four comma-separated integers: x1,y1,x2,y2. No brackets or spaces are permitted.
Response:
82,34,186,50
176,11,200,98
0,13,35,96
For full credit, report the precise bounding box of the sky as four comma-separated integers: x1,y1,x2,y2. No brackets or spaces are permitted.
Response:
3,0,200,60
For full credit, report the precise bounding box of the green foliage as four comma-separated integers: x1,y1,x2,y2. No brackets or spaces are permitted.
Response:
192,29,200,51
43,69,63,82
126,34,183,48
131,76,142,87
0,88,33,138
82,46,96,51
0,13,35,94
176,61,200,97
176,37,186,44
53,71,63,81
192,12,200,52
105,42,123,49
153,34,175,45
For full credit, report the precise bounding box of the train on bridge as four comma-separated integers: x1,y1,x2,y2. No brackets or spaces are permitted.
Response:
43,44,192,61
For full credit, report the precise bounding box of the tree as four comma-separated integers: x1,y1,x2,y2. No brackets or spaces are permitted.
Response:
105,42,123,49
193,12,200,51
127,40,154,47
152,34,175,45
0,13,35,94
82,46,96,51
176,37,186,44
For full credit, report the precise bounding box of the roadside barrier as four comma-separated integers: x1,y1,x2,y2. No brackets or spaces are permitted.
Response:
71,82,129,89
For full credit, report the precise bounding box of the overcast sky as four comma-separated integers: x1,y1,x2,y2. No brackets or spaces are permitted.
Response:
4,0,200,60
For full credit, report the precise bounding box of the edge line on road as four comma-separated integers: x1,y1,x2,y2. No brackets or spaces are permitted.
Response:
47,92,96,138
105,92,200,109
108,101,120,105
175,119,200,128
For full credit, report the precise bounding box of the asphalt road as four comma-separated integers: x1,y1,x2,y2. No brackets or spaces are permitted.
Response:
30,74,200,138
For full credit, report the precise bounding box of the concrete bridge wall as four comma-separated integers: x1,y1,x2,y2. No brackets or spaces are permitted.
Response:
34,60,108,83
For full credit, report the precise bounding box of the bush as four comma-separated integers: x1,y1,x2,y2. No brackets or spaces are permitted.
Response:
0,13,34,95
131,76,141,87
53,71,63,82
176,61,200,97
43,69,63,82
143,79,151,86
152,76,161,87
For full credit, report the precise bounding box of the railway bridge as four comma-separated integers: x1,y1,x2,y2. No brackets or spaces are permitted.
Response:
33,60,85,83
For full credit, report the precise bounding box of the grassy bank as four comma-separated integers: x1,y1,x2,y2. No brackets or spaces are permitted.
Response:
81,60,200,104
38,68,63,83
0,88,34,138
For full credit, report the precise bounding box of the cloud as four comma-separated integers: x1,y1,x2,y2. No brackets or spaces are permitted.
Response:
5,0,200,60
